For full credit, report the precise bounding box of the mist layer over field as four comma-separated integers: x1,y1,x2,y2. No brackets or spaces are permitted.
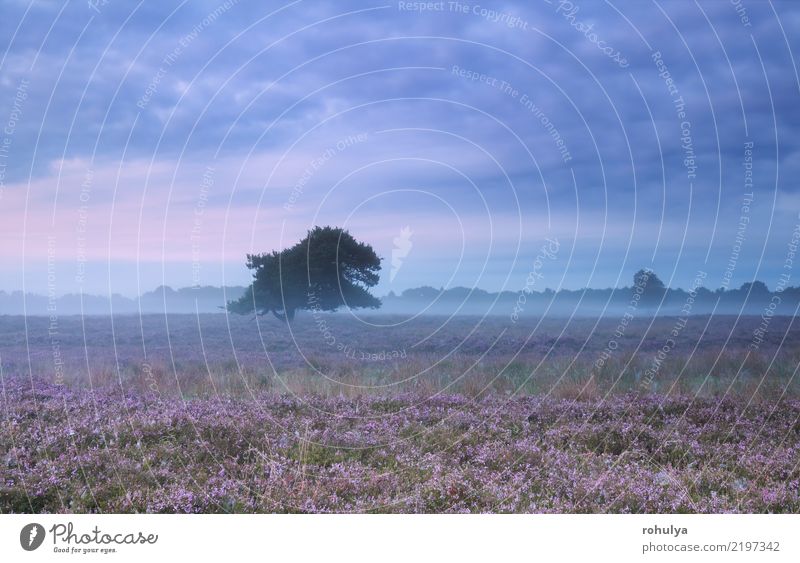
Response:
2,314,798,399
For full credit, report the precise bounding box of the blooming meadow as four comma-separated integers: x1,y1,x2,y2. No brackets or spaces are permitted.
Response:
2,314,799,513
2,376,799,513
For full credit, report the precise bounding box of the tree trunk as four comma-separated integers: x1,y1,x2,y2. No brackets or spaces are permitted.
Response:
271,308,295,323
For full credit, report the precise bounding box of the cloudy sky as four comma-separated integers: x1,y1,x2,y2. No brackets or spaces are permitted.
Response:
1,0,798,297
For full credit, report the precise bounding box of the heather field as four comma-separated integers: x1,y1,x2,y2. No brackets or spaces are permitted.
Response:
2,314,800,513
2,313,799,397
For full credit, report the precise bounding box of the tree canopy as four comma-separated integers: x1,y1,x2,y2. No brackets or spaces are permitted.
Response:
228,226,381,321
633,268,666,305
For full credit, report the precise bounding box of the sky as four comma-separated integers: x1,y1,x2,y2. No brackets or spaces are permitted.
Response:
0,0,799,297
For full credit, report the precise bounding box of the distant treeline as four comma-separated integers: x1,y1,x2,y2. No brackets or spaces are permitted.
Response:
380,272,800,317
0,286,248,315
3,271,799,316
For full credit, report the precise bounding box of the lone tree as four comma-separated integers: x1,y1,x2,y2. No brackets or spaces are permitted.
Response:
633,268,666,305
228,226,381,322
739,280,770,296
